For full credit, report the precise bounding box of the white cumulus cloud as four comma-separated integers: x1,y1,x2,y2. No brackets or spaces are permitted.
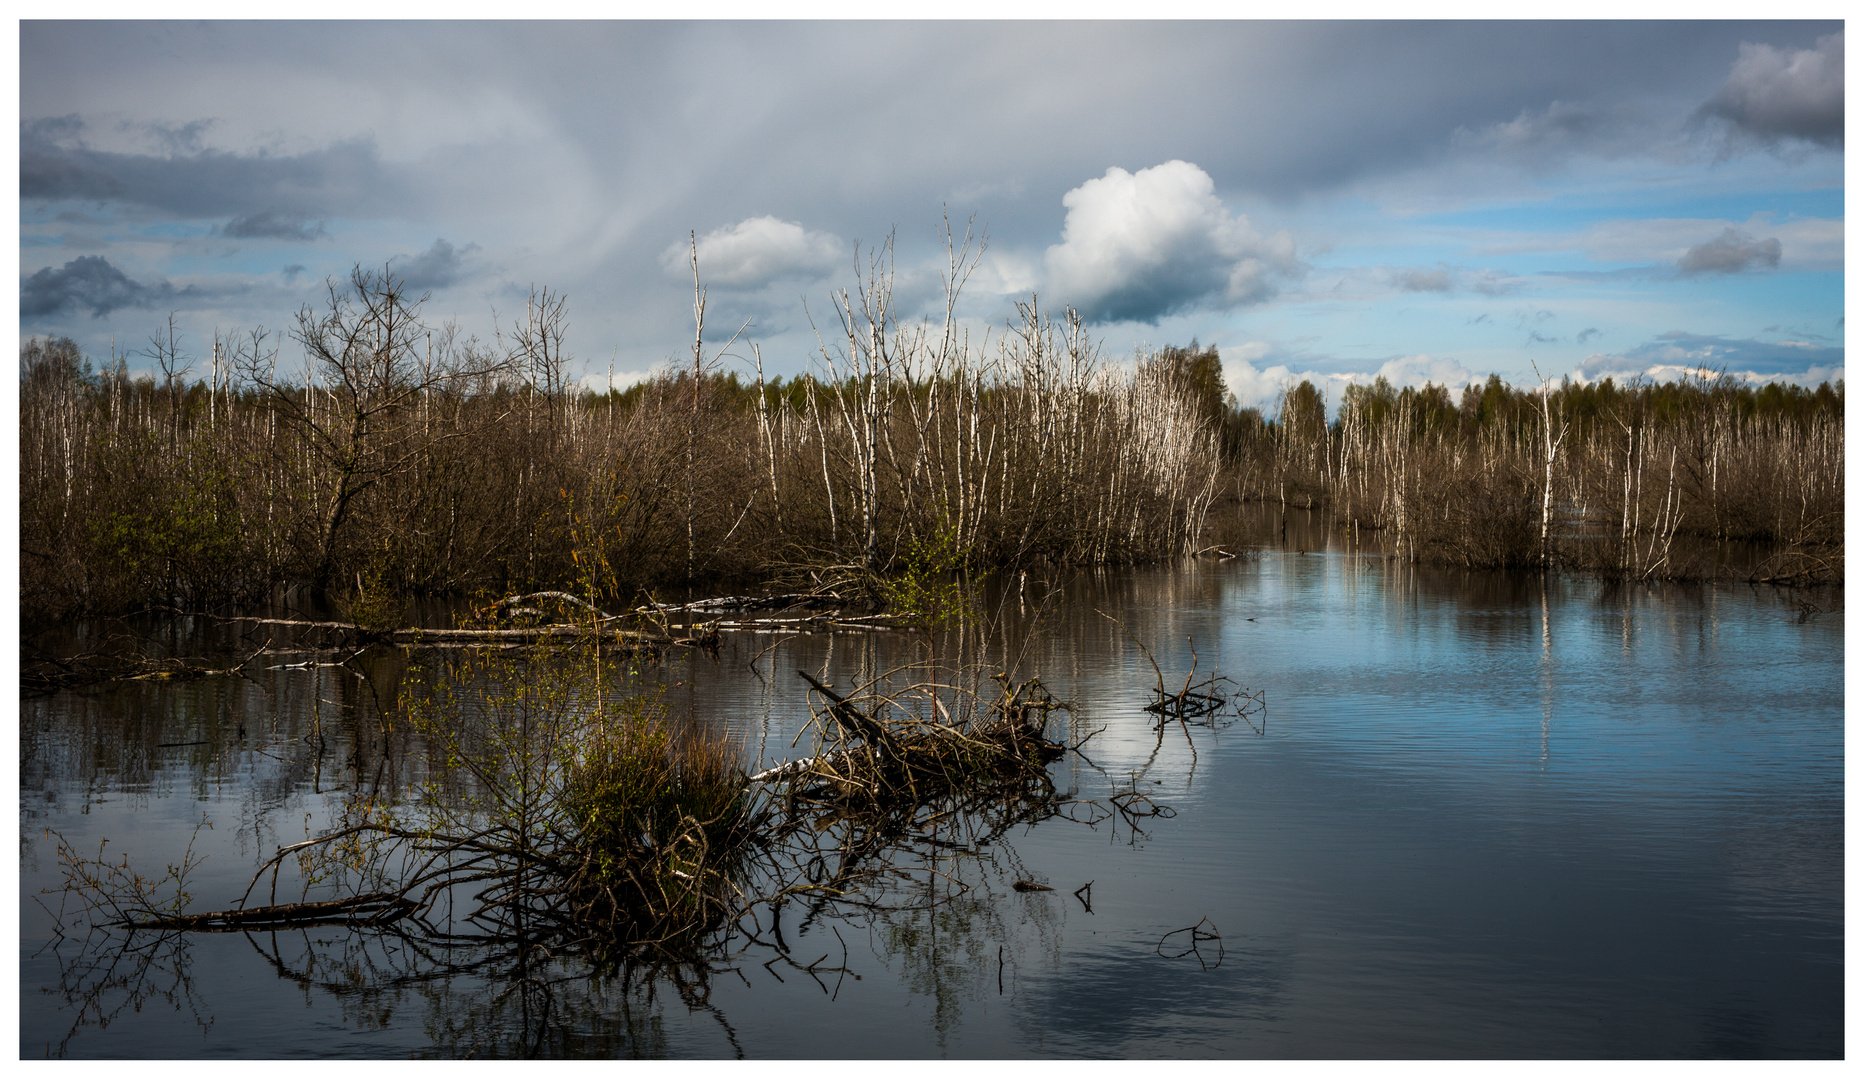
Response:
663,216,842,289
578,367,663,393
1044,160,1300,324
1219,344,1475,415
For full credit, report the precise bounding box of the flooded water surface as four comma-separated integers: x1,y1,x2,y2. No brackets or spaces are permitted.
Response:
19,525,1844,1058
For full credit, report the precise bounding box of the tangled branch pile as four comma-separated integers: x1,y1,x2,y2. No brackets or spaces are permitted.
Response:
760,668,1067,813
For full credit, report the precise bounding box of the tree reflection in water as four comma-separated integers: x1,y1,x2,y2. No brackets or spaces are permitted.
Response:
35,627,1243,1058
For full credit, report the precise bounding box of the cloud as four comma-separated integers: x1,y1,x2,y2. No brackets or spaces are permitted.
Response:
20,254,199,318
1576,327,1601,344
1044,160,1300,324
1677,227,1782,275
1698,31,1843,146
217,210,327,241
1219,342,1475,414
1392,267,1451,293
1452,99,1655,165
390,238,481,291
1383,265,1513,296
663,216,843,290
1468,269,1515,296
1471,214,1838,273
1574,331,1843,386
20,116,404,219
579,368,663,393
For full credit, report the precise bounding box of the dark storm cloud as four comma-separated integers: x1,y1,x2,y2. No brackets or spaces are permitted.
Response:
389,239,482,291
217,210,327,241
21,255,201,319
1162,21,1837,195
18,22,1841,244
1677,228,1782,275
1697,31,1844,146
20,116,403,219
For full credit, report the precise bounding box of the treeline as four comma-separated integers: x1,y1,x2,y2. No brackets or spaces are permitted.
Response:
20,257,1222,623
1222,368,1842,580
19,256,1843,623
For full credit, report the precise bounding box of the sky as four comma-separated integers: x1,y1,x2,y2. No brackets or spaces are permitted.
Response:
17,19,1847,411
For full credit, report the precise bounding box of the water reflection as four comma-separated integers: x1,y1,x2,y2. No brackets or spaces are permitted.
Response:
19,522,1843,1057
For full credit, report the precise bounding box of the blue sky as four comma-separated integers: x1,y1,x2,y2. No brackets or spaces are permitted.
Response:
18,20,1845,409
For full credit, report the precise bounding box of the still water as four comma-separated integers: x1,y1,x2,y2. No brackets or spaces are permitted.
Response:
18,522,1844,1058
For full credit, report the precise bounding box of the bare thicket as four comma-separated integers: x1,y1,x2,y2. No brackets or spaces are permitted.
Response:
1240,372,1842,580
20,245,1222,623
20,237,1842,624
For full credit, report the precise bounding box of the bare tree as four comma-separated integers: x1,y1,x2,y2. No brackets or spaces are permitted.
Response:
144,312,192,451
683,236,749,582
1532,361,1570,567
502,285,572,441
233,265,514,590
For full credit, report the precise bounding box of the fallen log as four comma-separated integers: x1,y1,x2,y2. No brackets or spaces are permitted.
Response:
22,640,272,694
123,891,418,931
492,591,615,620
177,613,669,647
636,592,846,615
387,625,666,645
796,670,897,752
748,751,857,785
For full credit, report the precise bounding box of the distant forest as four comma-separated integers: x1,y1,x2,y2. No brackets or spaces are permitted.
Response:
19,268,1842,623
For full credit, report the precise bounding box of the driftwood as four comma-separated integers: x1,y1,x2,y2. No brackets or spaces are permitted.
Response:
184,613,672,648
493,591,616,620
25,590,906,696
124,891,417,932
771,668,1068,813
22,640,272,694
636,592,847,615
796,670,897,751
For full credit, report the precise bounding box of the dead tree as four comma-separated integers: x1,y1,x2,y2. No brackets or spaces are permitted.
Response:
1532,362,1571,568
233,265,515,589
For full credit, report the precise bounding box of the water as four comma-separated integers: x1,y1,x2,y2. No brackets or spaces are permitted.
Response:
18,524,1844,1058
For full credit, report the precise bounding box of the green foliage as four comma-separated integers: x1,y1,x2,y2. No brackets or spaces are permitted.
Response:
1281,380,1328,438
83,426,251,603
882,524,978,634
1151,341,1231,432
341,543,405,630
